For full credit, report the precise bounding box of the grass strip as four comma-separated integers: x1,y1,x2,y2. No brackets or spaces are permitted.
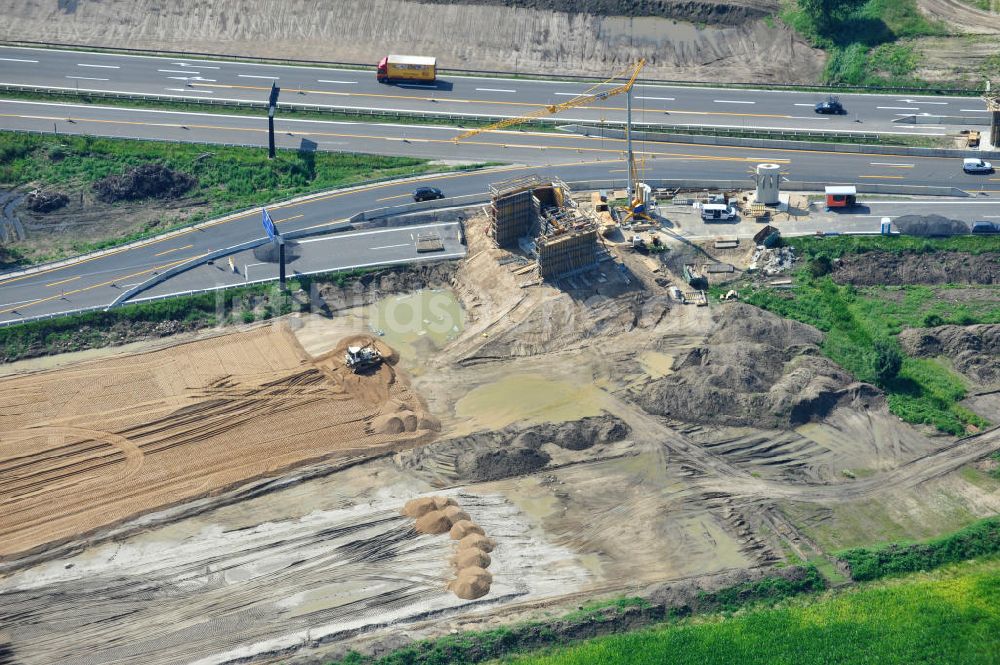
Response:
838,515,1000,582
498,556,1000,665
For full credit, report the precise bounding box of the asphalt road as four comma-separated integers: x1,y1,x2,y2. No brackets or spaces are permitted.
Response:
4,99,999,190
0,45,991,136
0,95,998,326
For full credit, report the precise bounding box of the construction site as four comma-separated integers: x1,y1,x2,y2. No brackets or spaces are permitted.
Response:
1,168,999,664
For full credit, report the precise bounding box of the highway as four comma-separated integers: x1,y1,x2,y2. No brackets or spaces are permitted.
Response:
0,45,991,136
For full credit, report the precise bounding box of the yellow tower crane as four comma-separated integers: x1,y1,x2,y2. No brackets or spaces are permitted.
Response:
452,60,652,221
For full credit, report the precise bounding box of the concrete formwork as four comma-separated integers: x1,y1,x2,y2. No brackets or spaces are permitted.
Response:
537,229,599,279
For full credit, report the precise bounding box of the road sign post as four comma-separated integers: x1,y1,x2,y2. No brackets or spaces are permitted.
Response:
262,207,286,291
267,82,280,160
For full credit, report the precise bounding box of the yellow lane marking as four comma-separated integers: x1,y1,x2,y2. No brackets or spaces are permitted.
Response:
0,254,203,316
858,175,906,180
376,193,412,202
190,82,796,120
275,213,304,223
153,243,194,257
44,275,80,288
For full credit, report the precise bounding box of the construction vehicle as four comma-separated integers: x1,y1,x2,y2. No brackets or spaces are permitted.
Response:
453,60,653,223
376,55,437,83
345,343,383,371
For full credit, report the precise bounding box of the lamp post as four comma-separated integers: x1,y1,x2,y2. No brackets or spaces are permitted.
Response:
268,81,280,160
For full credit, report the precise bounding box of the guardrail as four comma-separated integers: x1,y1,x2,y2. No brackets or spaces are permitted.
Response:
2,39,985,96
564,179,970,198
565,124,1000,159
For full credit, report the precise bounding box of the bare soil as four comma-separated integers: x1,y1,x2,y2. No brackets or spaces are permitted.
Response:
3,210,1000,664
832,251,1000,286
0,0,825,83
899,323,1000,387
0,323,435,560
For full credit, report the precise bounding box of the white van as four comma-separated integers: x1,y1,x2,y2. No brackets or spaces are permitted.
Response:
963,158,993,174
700,203,739,222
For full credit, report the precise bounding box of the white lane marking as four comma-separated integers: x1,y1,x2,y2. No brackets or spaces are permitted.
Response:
476,87,517,93
370,243,411,250
713,100,755,104
960,109,988,113
173,62,220,69
0,298,37,309
159,68,198,74
165,88,213,93
65,76,109,81
554,92,584,96
167,76,216,82
899,99,947,105
238,74,278,80
0,57,38,63
983,215,1000,218
877,106,919,110
636,96,674,101
318,79,357,84
870,162,914,167
77,63,120,69
793,103,815,107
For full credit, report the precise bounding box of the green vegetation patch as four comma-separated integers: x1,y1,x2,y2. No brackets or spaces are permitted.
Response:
838,516,1000,581
498,557,1000,665
781,0,949,87
736,236,999,434
0,131,484,266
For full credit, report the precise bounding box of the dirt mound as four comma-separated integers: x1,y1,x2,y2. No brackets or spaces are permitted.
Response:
899,324,1000,386
24,190,69,213
450,520,485,540
399,414,630,482
448,566,493,600
92,163,196,203
832,251,999,286
893,215,969,237
452,547,491,568
401,497,438,518
373,413,405,434
458,534,497,552
639,304,872,428
414,510,453,534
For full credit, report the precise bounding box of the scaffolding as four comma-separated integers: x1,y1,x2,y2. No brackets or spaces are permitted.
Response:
537,229,599,279
489,174,547,248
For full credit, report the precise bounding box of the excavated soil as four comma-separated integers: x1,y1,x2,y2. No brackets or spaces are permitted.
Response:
0,324,435,560
832,251,1000,286
638,303,878,429
414,0,778,25
0,0,825,83
899,323,1000,386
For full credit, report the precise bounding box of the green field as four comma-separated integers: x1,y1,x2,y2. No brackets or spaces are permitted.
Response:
496,557,1000,665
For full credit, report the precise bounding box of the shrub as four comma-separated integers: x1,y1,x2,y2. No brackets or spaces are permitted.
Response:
839,517,1000,581
872,339,902,385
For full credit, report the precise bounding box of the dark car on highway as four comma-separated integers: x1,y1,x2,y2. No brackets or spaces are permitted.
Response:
815,97,846,115
413,186,445,202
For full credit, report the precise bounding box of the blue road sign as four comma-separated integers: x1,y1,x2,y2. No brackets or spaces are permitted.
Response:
262,207,277,240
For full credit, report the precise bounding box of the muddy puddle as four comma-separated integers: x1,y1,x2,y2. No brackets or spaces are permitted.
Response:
638,351,674,379
454,373,608,433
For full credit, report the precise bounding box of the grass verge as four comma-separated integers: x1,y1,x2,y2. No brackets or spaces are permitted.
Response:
0,268,371,362
497,556,1000,665
780,0,950,87
0,131,492,266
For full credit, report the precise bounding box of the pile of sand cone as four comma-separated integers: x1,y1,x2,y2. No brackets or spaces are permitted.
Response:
401,495,496,600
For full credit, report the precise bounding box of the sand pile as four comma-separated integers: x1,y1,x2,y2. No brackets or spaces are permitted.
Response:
899,324,1000,386
401,495,496,599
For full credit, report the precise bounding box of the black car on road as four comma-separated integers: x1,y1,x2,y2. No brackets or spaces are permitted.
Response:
815,97,846,115
413,186,445,202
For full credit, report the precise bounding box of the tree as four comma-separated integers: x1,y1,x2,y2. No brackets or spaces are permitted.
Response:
796,0,863,35
808,254,833,278
872,339,903,385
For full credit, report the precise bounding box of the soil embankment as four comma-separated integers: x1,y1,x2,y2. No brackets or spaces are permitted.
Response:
900,323,1000,386
0,0,824,82
832,251,1000,286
